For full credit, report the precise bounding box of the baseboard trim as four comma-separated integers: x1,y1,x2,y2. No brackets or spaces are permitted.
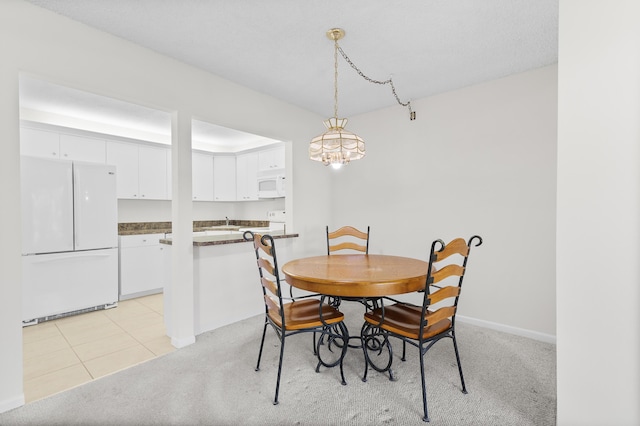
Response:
456,315,556,344
170,335,196,348
0,394,25,414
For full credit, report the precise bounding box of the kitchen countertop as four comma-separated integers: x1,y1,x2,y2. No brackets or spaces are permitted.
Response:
118,220,270,236
159,231,298,246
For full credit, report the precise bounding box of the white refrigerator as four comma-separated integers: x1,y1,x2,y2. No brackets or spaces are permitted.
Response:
21,156,119,324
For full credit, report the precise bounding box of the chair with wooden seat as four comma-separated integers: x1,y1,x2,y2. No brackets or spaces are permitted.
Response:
245,231,349,405
361,235,482,422
317,225,371,352
325,225,370,306
326,225,370,255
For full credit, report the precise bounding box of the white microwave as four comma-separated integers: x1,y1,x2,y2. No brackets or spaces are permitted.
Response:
257,173,286,198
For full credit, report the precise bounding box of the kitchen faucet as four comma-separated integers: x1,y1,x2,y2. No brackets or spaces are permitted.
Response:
225,216,229,226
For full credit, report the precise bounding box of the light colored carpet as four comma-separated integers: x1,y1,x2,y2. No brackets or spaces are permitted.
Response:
0,303,556,425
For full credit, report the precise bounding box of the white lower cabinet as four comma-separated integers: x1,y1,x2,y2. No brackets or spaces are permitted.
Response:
119,234,165,300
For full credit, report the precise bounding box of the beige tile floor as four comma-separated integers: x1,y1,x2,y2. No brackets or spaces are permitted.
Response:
22,293,174,403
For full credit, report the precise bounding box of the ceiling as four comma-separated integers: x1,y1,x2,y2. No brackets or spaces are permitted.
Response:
21,0,558,149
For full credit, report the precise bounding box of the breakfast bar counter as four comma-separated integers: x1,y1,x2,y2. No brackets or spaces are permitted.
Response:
162,229,299,336
159,231,298,247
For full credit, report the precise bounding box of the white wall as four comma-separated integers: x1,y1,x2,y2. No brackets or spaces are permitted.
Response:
0,62,25,414
0,0,332,412
557,1,640,425
1,0,561,416
333,65,558,337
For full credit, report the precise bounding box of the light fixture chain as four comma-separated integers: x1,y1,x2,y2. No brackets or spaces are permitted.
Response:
333,38,339,119
337,45,415,119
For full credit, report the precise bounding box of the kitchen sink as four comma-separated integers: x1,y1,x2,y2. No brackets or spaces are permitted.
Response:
202,225,241,231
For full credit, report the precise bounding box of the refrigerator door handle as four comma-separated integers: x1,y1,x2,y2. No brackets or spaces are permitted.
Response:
27,251,115,263
73,166,81,249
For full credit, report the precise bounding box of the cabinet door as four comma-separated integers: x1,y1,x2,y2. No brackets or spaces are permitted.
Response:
119,234,165,298
166,149,172,200
236,152,259,201
106,141,139,199
59,134,106,163
20,127,60,158
258,145,285,170
192,152,214,201
138,145,168,200
213,156,236,201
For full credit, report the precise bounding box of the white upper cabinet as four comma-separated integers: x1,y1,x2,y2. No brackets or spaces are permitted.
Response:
106,141,169,200
192,152,214,201
21,128,106,163
21,126,286,203
236,152,259,201
213,156,236,201
59,134,106,163
166,149,172,200
258,145,285,171
106,141,139,199
20,127,60,158
138,145,168,200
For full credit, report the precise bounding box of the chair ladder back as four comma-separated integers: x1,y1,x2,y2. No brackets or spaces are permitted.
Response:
424,305,457,327
430,264,466,286
329,241,367,253
258,257,276,279
427,285,460,305
261,276,278,297
326,225,370,254
420,236,483,332
246,232,286,329
263,293,280,314
432,238,469,262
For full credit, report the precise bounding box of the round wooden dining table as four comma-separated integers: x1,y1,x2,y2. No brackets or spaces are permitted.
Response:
282,254,429,298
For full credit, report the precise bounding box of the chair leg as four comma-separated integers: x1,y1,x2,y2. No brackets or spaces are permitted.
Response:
338,322,348,386
401,340,407,361
315,323,349,385
255,320,268,371
360,323,369,383
273,335,286,405
452,333,467,394
312,331,317,355
419,352,430,422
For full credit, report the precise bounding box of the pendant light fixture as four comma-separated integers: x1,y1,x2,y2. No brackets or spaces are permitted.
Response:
309,28,364,169
309,28,415,169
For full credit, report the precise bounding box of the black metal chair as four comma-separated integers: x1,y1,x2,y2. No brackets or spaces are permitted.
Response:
361,235,482,422
245,231,349,405
325,226,370,305
315,226,372,355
